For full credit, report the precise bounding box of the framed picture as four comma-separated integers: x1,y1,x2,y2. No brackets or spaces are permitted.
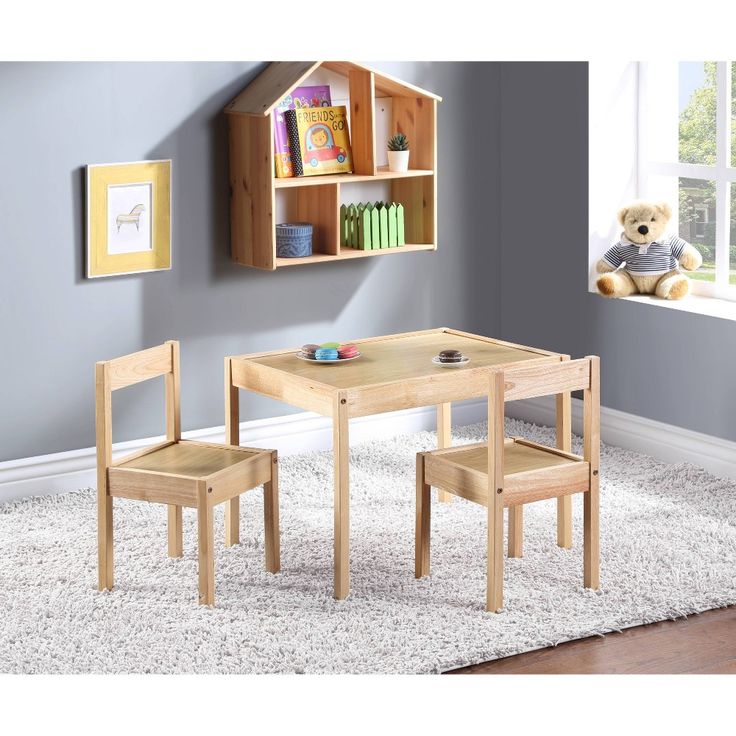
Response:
86,159,171,278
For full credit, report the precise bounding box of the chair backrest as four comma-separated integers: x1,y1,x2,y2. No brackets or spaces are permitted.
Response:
486,356,600,495
95,341,181,470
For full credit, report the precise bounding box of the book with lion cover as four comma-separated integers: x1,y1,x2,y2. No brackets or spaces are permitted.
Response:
285,105,353,177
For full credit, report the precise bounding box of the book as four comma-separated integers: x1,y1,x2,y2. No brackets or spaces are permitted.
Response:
273,85,331,178
285,105,353,177
283,110,303,176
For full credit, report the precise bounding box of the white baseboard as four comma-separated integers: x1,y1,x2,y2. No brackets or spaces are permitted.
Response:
0,400,486,503
506,396,736,482
3,396,735,504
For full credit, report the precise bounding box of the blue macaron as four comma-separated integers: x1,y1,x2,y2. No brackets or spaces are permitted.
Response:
315,348,339,361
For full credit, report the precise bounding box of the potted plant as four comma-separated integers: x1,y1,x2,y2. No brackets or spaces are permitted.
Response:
387,133,410,172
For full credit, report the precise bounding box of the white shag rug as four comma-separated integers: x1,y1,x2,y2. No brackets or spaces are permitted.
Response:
1,418,735,674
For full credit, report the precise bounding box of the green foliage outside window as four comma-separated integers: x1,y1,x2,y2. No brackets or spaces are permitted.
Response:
678,62,736,255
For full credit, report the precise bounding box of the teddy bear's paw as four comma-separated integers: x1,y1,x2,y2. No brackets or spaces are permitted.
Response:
662,277,691,300
680,252,701,271
596,274,618,297
597,271,638,298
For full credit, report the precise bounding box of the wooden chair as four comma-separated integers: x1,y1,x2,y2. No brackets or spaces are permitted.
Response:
96,340,280,606
415,356,600,612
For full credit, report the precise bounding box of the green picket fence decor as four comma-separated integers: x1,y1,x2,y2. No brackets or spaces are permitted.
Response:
340,202,406,250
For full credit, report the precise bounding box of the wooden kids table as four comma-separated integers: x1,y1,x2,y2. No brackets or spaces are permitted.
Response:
225,328,573,600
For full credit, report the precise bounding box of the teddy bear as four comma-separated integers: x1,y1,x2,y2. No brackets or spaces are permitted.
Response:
596,200,703,300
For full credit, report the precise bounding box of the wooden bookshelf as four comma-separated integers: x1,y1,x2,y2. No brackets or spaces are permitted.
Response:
225,62,441,270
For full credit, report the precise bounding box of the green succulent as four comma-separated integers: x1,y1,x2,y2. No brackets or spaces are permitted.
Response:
387,133,409,151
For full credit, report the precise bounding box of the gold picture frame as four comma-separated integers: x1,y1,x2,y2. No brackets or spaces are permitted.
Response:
86,159,171,278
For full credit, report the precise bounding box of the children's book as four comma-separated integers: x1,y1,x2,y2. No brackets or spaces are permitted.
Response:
285,105,353,177
273,85,331,178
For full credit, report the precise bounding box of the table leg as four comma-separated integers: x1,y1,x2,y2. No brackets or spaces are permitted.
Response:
264,450,281,573
334,392,350,600
556,364,573,549
224,358,240,547
436,402,453,503
508,505,523,557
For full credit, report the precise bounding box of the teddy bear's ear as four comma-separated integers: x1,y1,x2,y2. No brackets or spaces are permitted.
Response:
617,206,629,226
657,202,672,220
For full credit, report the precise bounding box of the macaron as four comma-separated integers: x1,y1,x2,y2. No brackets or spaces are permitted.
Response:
337,343,359,359
438,349,463,363
315,347,339,361
320,342,340,349
301,343,320,359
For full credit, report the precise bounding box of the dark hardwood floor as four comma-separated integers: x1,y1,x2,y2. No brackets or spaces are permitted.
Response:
445,606,736,674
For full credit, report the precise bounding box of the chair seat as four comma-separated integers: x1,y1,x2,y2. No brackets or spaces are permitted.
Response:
108,440,272,508
116,440,260,478
424,437,589,507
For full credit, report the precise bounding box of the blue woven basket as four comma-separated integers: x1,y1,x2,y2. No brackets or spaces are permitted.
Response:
276,222,313,258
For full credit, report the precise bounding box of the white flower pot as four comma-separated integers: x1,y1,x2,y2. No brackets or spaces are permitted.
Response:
387,150,410,172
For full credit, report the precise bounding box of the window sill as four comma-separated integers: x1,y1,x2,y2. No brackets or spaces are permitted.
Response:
592,290,736,322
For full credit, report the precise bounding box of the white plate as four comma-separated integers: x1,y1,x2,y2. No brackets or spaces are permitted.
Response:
296,351,362,364
432,355,470,368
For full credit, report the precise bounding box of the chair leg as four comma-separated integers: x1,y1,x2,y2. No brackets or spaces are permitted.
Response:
224,366,241,548
557,496,573,549
584,487,600,589
97,487,113,591
167,505,183,557
556,388,573,548
415,453,431,578
508,505,523,558
487,493,504,612
197,482,215,606
225,497,240,547
264,451,281,573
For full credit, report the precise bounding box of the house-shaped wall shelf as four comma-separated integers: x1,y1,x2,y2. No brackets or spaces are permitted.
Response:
224,61,441,269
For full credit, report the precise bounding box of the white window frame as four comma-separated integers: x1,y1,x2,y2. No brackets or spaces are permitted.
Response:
638,61,734,301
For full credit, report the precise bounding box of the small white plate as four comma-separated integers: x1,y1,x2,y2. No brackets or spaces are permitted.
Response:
432,355,470,368
296,351,362,364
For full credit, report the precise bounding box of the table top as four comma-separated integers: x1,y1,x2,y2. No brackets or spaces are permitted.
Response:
233,328,560,390
230,328,563,418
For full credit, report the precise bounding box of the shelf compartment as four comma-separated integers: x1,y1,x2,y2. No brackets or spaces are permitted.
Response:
275,183,339,259
391,175,435,245
392,96,436,170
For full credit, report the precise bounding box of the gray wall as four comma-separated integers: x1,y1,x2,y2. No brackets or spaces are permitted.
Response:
0,62,499,461
497,62,736,441
3,61,732,463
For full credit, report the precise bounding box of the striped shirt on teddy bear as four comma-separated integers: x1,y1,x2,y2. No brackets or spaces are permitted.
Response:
602,234,689,277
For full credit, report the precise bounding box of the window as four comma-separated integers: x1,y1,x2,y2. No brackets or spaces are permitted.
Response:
694,205,708,238
639,62,736,297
